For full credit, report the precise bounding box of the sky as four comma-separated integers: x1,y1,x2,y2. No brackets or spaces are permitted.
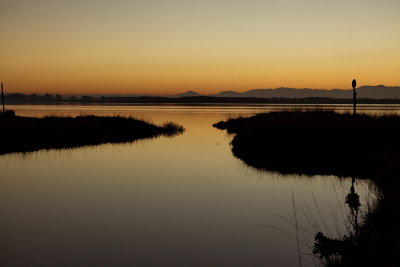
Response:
0,0,399,95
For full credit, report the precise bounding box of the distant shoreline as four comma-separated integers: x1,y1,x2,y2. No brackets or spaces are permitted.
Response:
5,96,400,105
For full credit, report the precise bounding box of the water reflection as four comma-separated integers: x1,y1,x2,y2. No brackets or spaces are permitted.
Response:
313,176,374,264
0,105,380,267
249,165,378,265
0,133,178,162
346,177,361,238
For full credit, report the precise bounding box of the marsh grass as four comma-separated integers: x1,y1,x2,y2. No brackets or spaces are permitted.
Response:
267,182,379,267
215,109,400,266
0,114,184,155
213,109,400,181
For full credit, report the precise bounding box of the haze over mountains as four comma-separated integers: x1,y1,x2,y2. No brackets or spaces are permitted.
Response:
95,85,400,99
90,85,400,99
200,85,400,99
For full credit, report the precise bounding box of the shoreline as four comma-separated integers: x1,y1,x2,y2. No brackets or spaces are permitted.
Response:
5,95,400,106
8,102,400,106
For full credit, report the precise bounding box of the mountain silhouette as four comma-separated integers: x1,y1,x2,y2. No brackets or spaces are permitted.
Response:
210,85,400,99
170,90,201,98
211,91,241,97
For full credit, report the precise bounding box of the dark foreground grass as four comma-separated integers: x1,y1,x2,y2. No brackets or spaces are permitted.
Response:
214,110,400,267
214,110,400,181
0,112,184,155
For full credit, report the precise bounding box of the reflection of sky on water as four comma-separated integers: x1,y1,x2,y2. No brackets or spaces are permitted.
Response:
0,105,377,267
9,104,400,118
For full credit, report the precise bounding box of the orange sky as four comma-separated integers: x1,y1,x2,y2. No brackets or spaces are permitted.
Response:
1,0,399,95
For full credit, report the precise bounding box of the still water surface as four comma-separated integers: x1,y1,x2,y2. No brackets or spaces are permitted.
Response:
0,105,378,267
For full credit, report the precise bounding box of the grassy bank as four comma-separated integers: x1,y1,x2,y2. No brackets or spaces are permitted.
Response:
214,110,400,181
214,110,400,266
0,112,184,155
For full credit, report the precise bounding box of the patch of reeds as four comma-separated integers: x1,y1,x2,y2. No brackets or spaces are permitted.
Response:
0,115,184,155
213,110,400,182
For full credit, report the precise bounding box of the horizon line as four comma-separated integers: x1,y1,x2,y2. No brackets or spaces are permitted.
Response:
4,84,397,96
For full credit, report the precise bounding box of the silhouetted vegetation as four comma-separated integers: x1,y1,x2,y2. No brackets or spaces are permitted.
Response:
0,110,15,118
214,110,400,266
0,114,184,155
214,110,400,180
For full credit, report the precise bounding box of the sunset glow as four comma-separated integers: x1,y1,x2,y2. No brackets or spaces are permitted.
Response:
1,0,399,94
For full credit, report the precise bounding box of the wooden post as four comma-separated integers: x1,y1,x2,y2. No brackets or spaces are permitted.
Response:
352,79,357,115
1,82,5,113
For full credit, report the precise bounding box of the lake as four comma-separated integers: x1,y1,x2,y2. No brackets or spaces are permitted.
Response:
0,105,379,267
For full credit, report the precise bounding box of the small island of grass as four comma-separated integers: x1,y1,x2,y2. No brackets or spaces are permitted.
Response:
0,111,184,155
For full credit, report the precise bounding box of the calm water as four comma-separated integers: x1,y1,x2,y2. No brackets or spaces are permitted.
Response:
0,105,379,267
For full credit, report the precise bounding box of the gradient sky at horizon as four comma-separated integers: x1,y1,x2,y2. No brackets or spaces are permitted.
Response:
1,0,399,94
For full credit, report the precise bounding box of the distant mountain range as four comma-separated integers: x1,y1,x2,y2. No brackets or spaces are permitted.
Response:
199,85,400,99
89,85,400,99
